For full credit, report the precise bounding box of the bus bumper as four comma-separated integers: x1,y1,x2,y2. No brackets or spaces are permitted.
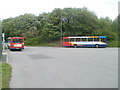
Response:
10,48,24,50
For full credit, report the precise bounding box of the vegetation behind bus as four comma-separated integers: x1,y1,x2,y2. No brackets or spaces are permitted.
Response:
1,8,119,47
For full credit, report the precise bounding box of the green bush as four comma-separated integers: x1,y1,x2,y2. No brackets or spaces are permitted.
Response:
25,38,40,46
107,40,118,47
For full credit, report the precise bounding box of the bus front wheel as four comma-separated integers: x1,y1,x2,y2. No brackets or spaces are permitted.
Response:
74,44,77,48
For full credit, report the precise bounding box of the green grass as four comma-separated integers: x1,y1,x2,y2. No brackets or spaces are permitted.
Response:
25,38,62,47
107,40,119,47
1,64,12,88
33,41,62,47
0,64,1,89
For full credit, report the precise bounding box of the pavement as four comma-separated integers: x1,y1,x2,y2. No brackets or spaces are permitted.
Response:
7,47,118,88
0,51,7,63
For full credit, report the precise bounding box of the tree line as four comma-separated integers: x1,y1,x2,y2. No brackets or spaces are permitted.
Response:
1,8,118,46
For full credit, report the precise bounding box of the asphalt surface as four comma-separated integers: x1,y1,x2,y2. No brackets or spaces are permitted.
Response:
7,47,118,88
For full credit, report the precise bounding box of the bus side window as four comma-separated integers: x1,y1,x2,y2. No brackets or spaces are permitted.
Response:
70,38,74,42
76,38,80,42
88,38,93,42
101,38,106,42
94,38,99,42
82,38,87,42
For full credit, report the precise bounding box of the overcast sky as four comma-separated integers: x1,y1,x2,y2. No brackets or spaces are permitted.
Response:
0,0,119,20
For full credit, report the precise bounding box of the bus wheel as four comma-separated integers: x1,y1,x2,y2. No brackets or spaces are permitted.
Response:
7,46,10,49
95,44,99,48
74,44,77,48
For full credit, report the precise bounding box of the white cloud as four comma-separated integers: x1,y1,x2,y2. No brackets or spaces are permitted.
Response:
0,0,119,20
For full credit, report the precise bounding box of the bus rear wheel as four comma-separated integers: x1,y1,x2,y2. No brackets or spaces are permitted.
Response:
10,49,12,51
74,44,77,48
95,44,99,48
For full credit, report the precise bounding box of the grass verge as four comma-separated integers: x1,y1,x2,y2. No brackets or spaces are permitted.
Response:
107,40,119,47
1,64,12,88
25,40,62,47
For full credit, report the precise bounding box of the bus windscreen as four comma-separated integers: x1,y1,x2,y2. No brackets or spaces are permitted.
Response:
12,39,23,43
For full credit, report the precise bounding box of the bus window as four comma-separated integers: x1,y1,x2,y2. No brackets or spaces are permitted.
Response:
64,39,69,42
88,38,93,42
70,38,74,42
12,39,23,43
76,38,81,42
94,38,99,42
101,38,106,42
82,38,87,42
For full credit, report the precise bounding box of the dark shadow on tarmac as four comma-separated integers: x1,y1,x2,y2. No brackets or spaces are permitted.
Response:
10,49,22,52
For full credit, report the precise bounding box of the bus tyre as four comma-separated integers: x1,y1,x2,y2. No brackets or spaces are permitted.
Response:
74,44,77,48
8,46,10,49
95,44,99,48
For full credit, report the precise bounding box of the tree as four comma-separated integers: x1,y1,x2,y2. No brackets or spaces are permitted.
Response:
2,14,40,39
95,17,117,40
61,8,99,36
1,7,118,45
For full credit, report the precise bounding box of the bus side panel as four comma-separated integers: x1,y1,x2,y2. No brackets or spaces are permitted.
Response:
77,44,106,47
64,42,107,48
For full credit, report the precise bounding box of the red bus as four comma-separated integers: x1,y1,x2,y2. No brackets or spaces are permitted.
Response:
7,37,24,50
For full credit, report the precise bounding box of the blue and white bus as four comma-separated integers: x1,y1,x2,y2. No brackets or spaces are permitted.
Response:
62,36,107,48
